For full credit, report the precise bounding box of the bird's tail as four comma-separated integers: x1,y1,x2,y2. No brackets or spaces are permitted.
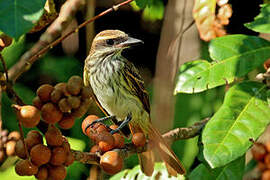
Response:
147,123,186,176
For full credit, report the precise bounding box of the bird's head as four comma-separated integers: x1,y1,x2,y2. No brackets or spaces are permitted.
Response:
89,30,143,57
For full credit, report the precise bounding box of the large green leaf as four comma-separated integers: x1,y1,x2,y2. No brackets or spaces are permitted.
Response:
189,156,245,180
245,4,270,33
174,35,270,94
0,0,46,39
202,81,270,168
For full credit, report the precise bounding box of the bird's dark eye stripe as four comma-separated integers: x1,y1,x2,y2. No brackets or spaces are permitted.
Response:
106,39,114,45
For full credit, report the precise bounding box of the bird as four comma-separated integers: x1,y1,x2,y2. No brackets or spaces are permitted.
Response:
83,29,185,176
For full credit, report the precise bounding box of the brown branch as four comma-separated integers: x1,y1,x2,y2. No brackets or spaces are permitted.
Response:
72,118,209,164
8,0,134,82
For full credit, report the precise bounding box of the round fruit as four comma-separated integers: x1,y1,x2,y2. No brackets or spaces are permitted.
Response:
45,125,63,146
132,132,146,147
50,147,67,165
71,99,91,118
55,83,70,97
35,166,48,180
51,89,63,103
64,151,74,166
0,34,12,48
58,98,72,113
251,143,266,161
17,105,40,128
5,140,16,156
67,96,80,109
37,84,54,102
90,145,99,153
32,96,43,110
0,150,5,162
48,165,67,180
15,159,38,176
66,76,83,95
8,131,20,141
30,144,51,166
25,130,43,150
264,59,270,70
262,170,270,180
100,151,123,175
58,115,75,129
15,139,27,159
97,131,115,152
81,115,99,136
81,86,93,99
62,138,71,153
113,133,125,148
41,103,63,124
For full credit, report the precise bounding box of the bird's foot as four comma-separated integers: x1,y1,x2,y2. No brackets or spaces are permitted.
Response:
85,115,116,133
109,113,132,135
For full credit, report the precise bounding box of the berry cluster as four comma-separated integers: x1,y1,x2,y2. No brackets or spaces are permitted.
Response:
33,75,92,129
15,127,74,180
81,115,146,175
0,130,20,163
251,142,270,180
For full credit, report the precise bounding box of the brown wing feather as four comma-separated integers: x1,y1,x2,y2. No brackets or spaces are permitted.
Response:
123,61,151,114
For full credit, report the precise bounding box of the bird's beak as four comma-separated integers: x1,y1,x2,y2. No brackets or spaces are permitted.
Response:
118,37,144,48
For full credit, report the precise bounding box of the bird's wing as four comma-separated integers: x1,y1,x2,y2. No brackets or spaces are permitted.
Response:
122,61,151,114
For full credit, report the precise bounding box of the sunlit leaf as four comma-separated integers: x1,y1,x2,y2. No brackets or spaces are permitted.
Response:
0,0,46,39
174,35,270,94
189,156,245,180
202,81,270,168
142,0,164,21
110,163,185,180
245,4,270,33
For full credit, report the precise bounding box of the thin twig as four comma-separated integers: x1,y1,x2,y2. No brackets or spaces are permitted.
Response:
8,0,134,82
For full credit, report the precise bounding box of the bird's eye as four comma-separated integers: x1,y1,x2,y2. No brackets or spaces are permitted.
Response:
106,39,114,45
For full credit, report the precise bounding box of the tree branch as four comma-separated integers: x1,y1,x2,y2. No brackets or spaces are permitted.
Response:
8,0,134,82
72,118,209,164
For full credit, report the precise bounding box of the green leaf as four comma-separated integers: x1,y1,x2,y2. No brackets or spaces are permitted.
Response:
0,0,46,39
142,0,164,21
189,156,245,180
110,163,185,180
245,4,270,33
174,35,270,94
135,0,151,8
202,81,270,168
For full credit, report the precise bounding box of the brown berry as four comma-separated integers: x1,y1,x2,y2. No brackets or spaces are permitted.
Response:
262,170,270,180
55,83,70,97
264,59,270,70
50,147,67,166
35,166,48,180
5,140,16,156
110,124,119,130
132,132,146,147
100,151,123,175
25,130,43,150
51,89,63,103
90,145,100,153
45,125,63,146
0,150,5,162
62,137,71,153
81,115,99,136
15,139,27,159
58,115,75,129
251,143,266,161
17,105,41,128
37,84,54,102
58,98,72,113
0,34,12,48
48,165,67,180
81,86,93,99
30,144,51,166
67,96,81,109
67,76,83,95
41,103,63,124
97,131,115,152
33,96,43,110
64,151,74,166
96,125,108,133
113,133,125,148
15,159,38,176
71,99,91,118
8,131,20,141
